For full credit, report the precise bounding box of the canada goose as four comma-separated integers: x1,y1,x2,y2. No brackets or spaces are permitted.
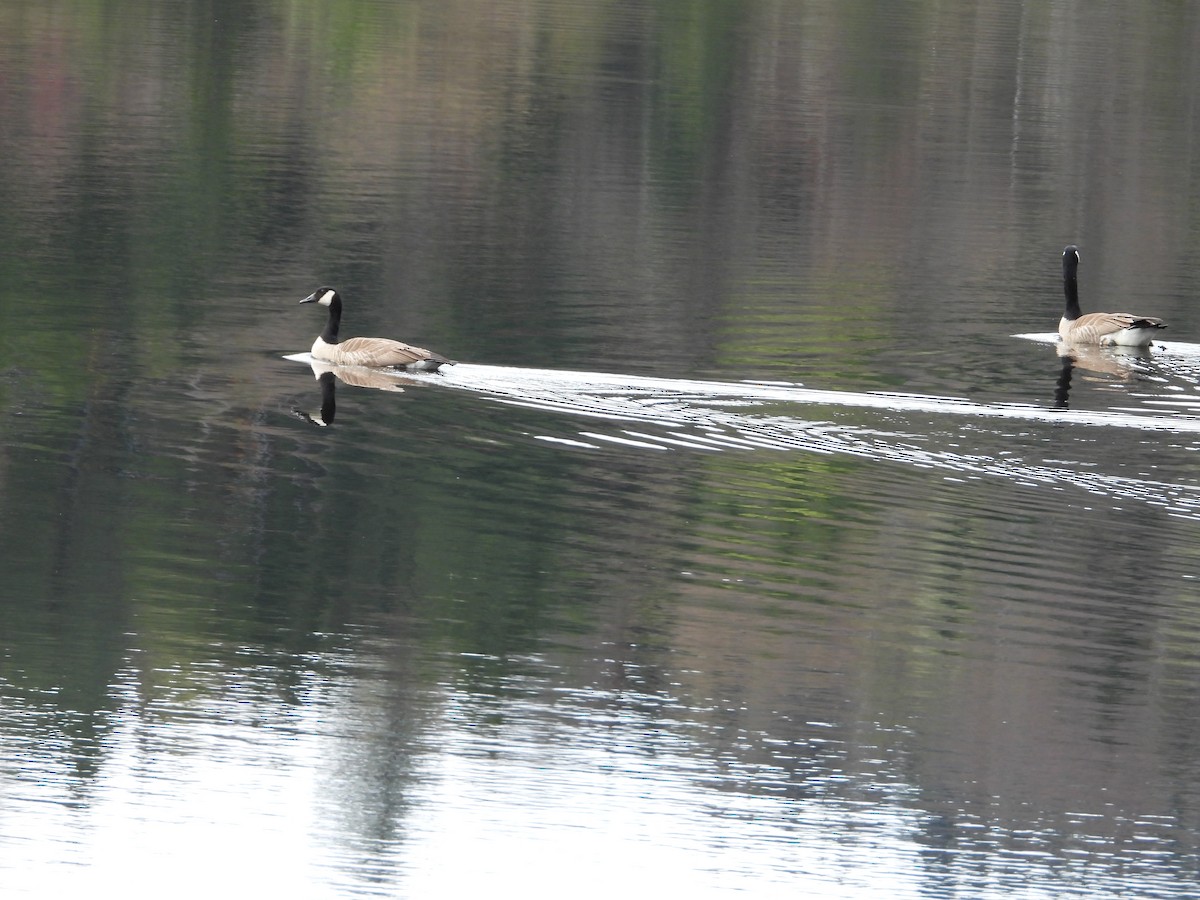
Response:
1059,245,1166,347
300,287,455,371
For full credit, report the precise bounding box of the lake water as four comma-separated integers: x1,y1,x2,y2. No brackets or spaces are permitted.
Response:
3,2,1200,898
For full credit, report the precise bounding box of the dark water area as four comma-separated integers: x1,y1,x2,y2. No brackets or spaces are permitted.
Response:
4,2,1200,897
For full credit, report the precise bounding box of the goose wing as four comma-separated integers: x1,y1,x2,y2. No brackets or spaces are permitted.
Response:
336,337,451,368
1068,312,1165,342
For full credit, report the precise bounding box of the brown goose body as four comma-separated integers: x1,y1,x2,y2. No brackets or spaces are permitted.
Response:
1058,246,1166,348
300,287,454,372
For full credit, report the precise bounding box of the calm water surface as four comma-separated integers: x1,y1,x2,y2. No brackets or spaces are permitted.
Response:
3,2,1200,897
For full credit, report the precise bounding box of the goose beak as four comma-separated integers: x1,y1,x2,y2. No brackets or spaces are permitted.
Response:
299,292,318,304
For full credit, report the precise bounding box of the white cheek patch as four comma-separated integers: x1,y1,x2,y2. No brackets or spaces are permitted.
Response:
319,290,336,306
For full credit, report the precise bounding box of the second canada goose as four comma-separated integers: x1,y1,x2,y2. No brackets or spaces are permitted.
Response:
1059,245,1166,347
299,287,455,371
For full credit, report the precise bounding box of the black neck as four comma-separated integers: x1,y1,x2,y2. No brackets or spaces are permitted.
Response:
321,296,342,344
1062,260,1081,321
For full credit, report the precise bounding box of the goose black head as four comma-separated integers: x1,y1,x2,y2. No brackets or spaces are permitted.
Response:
300,287,341,307
1062,245,1080,278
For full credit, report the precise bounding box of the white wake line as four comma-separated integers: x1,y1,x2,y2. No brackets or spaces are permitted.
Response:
443,364,1200,435
285,355,1200,517
464,369,1200,510
488,381,1200,520
285,354,1200,434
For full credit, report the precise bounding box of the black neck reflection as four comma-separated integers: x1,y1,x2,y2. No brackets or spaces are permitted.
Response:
1054,353,1075,409
294,371,337,426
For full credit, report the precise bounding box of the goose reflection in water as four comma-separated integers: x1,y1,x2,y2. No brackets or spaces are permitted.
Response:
1053,341,1158,409
292,361,407,427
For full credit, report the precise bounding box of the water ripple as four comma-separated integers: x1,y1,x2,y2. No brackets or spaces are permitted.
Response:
287,353,1200,521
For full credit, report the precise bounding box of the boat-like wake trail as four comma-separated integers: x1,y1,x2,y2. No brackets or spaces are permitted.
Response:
287,349,1200,520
